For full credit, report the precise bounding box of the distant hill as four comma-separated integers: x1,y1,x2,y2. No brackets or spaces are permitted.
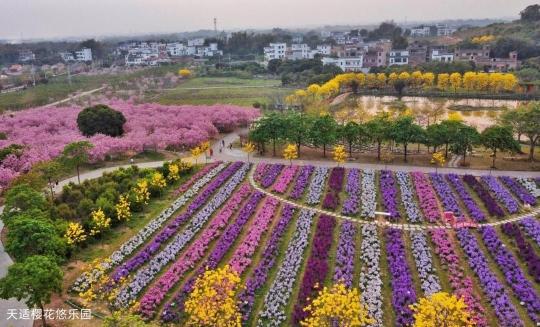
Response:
454,19,540,44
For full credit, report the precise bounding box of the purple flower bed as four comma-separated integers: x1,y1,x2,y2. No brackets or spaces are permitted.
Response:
501,223,540,283
112,162,243,282
257,210,315,326
429,173,465,221
333,221,356,288
238,204,296,321
520,217,540,247
385,228,417,327
289,165,314,200
342,168,361,216
463,175,504,217
173,161,221,196
261,164,285,188
456,229,523,327
446,174,486,222
479,226,540,323
161,191,264,322
481,175,519,214
254,163,268,183
380,170,400,221
500,176,537,206
322,167,345,210
396,171,423,223
292,215,336,325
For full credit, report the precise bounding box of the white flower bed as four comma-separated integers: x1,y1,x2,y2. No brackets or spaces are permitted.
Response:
396,171,423,223
517,177,540,197
306,167,329,205
257,209,315,326
409,231,441,295
359,224,383,327
70,163,227,293
114,163,250,307
360,170,376,219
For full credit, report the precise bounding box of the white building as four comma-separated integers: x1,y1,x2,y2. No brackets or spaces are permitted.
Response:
75,48,93,61
264,43,287,61
316,45,332,56
411,26,432,37
188,38,205,47
388,50,409,66
322,56,363,72
289,44,311,60
166,43,187,56
19,50,35,62
436,24,457,36
431,50,454,62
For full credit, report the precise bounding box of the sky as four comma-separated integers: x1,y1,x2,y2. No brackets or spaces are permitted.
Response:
0,0,532,40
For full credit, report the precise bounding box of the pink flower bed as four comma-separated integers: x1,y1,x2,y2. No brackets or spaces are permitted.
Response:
0,100,258,188
272,165,299,194
411,172,440,223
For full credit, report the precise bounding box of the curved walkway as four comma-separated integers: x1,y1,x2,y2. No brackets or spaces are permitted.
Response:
248,165,540,231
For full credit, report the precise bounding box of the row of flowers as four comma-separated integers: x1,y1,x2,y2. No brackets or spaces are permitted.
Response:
162,191,266,322
409,231,441,295
261,164,285,188
342,168,361,216
70,162,227,293
112,162,244,282
479,226,540,323
333,221,356,288
446,174,486,222
322,167,344,210
411,172,440,223
481,176,519,214
385,228,417,326
501,223,540,283
113,163,250,308
429,230,487,326
520,217,540,247
463,175,504,217
257,209,315,326
289,165,314,200
238,204,296,320
254,163,268,183
229,197,280,274
429,173,465,221
360,170,376,219
306,167,329,205
272,165,299,194
138,182,252,318
173,161,221,196
500,176,537,206
456,229,523,326
395,171,423,223
292,215,336,325
517,177,540,198
379,170,400,221
359,225,383,326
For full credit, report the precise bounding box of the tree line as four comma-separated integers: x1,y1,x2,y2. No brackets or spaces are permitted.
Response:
249,104,540,167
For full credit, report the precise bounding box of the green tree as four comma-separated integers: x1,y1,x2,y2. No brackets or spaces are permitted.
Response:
481,125,520,168
500,107,527,142
0,255,63,327
390,116,425,162
450,125,480,165
365,113,391,161
520,4,540,22
5,216,66,263
35,161,63,202
77,104,126,137
285,111,313,157
251,112,287,156
4,183,47,216
339,121,368,158
309,114,338,158
521,103,540,161
61,141,94,184
426,120,462,158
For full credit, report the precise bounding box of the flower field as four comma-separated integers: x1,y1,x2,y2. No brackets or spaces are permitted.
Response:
73,162,540,326
0,100,258,189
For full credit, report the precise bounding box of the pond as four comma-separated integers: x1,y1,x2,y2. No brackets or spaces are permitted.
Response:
333,95,526,131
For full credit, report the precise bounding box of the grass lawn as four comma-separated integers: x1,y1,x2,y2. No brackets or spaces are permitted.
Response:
153,77,291,107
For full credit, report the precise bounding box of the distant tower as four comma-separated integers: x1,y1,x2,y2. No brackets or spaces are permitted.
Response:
214,18,218,37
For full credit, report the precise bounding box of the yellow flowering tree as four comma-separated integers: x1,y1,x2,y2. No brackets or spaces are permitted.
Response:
283,143,298,165
168,164,180,181
242,141,256,163
447,112,463,122
388,72,399,86
376,73,387,88
65,222,87,246
431,152,446,173
150,172,167,196
410,292,473,327
191,146,203,164
462,72,477,92
199,141,210,152
115,195,131,221
437,73,450,90
133,179,150,205
89,208,111,236
179,69,192,78
301,283,374,327
333,145,347,166
449,73,462,92
422,72,435,89
185,265,242,327
411,71,423,88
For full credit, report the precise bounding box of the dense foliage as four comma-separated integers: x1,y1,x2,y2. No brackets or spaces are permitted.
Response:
77,104,127,137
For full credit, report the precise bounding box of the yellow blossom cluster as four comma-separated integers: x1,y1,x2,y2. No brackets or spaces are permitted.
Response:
89,208,111,236
115,195,132,221
65,222,87,246
472,35,495,44
301,283,374,327
283,143,298,165
410,292,473,327
333,145,347,166
150,172,167,191
185,265,242,327
167,164,180,181
133,180,150,205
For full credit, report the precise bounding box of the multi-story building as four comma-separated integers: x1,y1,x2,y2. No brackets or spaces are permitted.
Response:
187,38,205,47
388,50,409,66
322,56,364,72
166,43,187,57
315,45,332,56
264,43,287,61
60,48,92,62
363,48,388,68
18,50,35,63
431,49,454,62
475,51,520,71
454,46,490,62
289,44,311,60
411,26,433,37
436,24,457,36
408,46,428,66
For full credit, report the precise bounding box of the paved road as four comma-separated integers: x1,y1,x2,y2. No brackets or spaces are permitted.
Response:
44,86,106,108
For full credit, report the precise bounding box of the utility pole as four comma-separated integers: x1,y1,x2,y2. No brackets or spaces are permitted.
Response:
67,62,72,86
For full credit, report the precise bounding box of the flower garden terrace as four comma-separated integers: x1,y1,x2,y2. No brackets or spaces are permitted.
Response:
73,161,540,326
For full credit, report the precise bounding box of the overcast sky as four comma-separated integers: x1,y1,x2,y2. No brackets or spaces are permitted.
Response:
0,0,532,40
